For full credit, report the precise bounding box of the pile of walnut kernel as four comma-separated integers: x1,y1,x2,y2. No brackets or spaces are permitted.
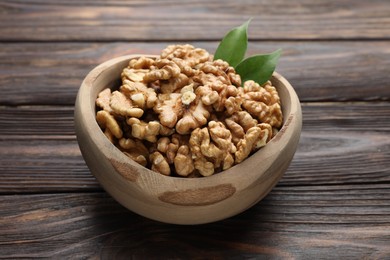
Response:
95,44,283,177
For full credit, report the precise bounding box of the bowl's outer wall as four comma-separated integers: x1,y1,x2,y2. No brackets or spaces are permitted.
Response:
75,55,302,225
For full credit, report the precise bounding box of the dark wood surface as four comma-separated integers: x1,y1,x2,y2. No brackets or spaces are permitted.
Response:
1,0,389,258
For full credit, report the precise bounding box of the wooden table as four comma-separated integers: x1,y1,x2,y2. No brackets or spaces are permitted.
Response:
1,1,389,258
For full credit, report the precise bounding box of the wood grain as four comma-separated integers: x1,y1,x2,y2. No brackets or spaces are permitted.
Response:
0,138,99,193
0,103,389,193
1,103,389,136
1,41,389,105
1,0,389,41
0,186,389,258
0,106,75,136
1,0,389,256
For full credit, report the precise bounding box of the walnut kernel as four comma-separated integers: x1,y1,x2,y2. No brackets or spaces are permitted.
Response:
95,44,283,177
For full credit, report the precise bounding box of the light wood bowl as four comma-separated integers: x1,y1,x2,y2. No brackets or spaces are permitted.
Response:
74,55,302,225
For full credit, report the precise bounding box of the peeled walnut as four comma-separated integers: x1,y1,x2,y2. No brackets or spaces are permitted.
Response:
96,110,123,139
234,122,273,164
208,121,236,152
188,121,236,176
143,59,181,82
95,44,283,177
154,134,194,176
122,68,150,83
154,93,183,128
256,123,273,148
161,44,211,67
119,137,149,167
176,95,210,134
235,126,262,164
225,111,258,145
128,56,155,69
126,118,161,143
194,61,242,113
119,137,149,156
96,88,114,113
170,58,196,77
154,88,210,135
110,91,144,118
174,145,195,177
160,73,190,94
189,127,217,177
208,121,236,170
120,81,157,109
180,84,196,105
241,80,283,128
150,151,171,176
156,136,178,164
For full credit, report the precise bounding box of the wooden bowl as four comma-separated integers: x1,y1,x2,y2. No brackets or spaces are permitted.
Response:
74,55,302,225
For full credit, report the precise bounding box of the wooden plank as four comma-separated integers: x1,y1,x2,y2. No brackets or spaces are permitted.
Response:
300,102,390,132
0,186,389,258
286,130,390,186
0,41,389,105
0,103,389,193
0,129,387,193
0,0,389,41
0,106,75,136
1,103,389,136
0,137,100,193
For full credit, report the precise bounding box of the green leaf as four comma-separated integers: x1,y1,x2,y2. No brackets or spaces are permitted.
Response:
235,49,282,85
214,19,251,67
